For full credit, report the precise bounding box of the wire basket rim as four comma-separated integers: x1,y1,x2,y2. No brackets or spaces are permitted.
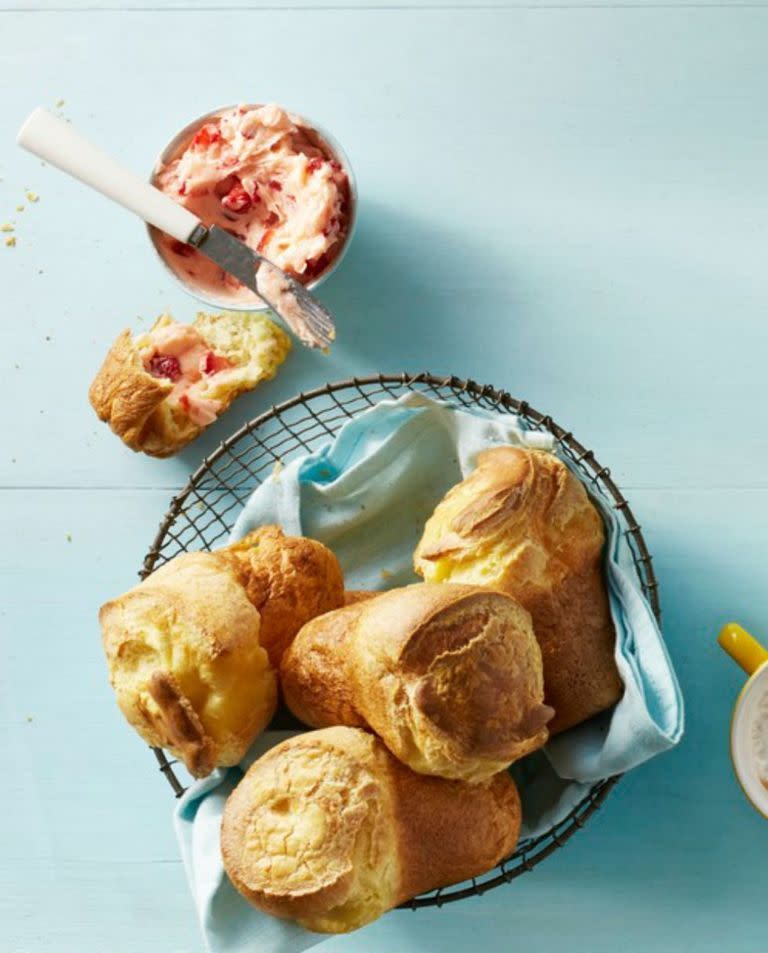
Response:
140,370,661,907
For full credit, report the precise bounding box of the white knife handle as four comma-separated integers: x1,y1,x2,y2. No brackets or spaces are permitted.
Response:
17,107,201,243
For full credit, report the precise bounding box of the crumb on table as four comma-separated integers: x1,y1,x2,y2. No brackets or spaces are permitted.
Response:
5,236,16,247
25,191,39,203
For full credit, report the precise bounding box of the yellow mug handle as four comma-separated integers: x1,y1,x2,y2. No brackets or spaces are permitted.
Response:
719,622,768,676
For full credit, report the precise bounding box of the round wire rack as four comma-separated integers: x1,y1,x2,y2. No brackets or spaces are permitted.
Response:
141,372,661,908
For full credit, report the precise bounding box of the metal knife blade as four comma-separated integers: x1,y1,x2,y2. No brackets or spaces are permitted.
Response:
189,225,336,350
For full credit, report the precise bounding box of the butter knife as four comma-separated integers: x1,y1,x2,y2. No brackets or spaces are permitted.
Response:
17,107,336,350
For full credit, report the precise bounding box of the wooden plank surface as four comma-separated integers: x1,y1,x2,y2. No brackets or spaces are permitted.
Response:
1,3,766,951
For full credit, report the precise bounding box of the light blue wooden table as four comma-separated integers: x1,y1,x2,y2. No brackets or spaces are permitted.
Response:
2,2,766,951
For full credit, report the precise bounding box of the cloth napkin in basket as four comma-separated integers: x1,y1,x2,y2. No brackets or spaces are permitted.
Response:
175,393,684,953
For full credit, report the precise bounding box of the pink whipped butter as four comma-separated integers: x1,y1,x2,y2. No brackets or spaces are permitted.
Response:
154,104,351,304
139,322,231,426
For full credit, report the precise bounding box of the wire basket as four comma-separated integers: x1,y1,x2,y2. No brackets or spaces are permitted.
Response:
141,372,660,908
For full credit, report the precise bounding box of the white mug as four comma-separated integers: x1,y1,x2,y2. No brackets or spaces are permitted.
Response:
719,622,768,819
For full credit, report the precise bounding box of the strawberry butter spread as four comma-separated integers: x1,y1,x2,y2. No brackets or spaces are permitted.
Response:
139,321,231,426
153,104,350,304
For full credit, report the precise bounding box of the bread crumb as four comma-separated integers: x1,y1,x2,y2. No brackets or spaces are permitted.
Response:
272,458,284,480
56,99,65,108
26,191,39,203
65,533,72,543
26,716,33,723
16,205,24,213
5,236,16,247
1,223,13,233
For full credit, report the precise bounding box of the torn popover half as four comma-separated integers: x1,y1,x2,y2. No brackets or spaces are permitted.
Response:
89,311,291,457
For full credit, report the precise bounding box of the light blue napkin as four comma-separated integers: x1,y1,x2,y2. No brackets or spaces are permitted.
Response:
175,393,684,953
